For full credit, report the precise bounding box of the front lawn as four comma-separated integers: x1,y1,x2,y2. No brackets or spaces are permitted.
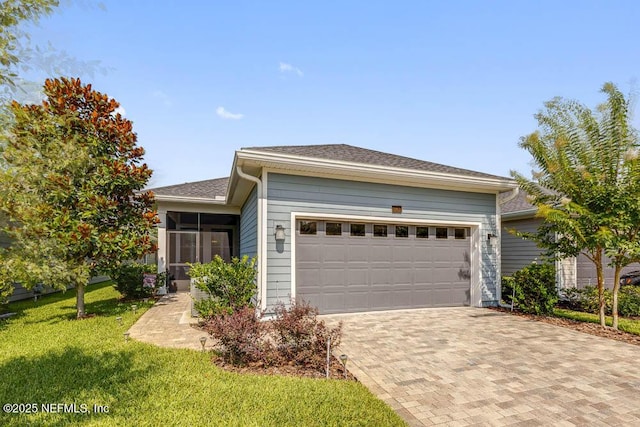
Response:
0,282,405,426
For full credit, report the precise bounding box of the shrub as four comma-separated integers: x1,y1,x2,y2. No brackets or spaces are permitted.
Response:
204,299,343,371
111,263,157,299
506,262,557,315
272,299,342,370
501,276,516,305
189,255,257,318
618,286,640,317
205,307,274,366
565,285,640,317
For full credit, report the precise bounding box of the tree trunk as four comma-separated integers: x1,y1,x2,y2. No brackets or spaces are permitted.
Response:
595,250,606,327
76,282,85,318
612,265,621,330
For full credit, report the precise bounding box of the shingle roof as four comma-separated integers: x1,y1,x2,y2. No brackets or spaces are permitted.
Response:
500,189,535,214
243,144,510,180
150,177,229,199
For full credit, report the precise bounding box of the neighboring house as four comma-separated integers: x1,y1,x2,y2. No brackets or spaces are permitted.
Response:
500,190,640,289
150,144,516,314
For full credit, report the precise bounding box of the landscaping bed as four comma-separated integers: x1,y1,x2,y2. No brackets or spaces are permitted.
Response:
492,306,640,346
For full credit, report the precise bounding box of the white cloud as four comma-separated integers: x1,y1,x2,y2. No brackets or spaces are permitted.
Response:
216,106,244,120
152,90,172,107
113,106,126,116
279,62,303,77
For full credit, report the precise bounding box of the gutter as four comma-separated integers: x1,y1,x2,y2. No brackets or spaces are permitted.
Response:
235,166,264,309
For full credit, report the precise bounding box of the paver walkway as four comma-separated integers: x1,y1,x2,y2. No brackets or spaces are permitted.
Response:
128,292,212,351
323,308,640,427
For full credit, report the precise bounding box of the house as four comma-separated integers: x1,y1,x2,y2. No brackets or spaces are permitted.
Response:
500,190,640,289
150,144,517,314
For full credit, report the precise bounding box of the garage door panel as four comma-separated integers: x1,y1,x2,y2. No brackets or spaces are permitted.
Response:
393,269,414,284
296,220,471,313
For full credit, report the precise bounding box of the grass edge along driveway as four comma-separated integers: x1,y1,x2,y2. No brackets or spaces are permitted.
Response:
0,282,405,427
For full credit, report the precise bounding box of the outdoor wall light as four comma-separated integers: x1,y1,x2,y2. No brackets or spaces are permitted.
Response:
487,233,498,246
123,331,130,342
199,336,207,352
274,224,285,241
116,316,123,326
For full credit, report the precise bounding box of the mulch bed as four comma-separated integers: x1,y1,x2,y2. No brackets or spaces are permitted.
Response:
490,307,640,346
210,355,357,380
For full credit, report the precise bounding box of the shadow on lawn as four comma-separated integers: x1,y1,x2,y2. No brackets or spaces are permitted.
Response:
10,281,142,325
0,346,160,427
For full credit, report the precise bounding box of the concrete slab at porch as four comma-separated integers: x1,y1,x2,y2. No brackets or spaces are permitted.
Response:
127,292,212,351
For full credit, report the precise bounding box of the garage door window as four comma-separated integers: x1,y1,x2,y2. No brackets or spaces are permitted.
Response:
436,227,448,239
373,224,388,237
395,225,408,238
350,223,365,237
416,226,429,238
300,221,317,235
326,222,342,236
454,228,467,239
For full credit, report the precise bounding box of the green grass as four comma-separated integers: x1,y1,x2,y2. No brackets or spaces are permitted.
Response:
554,308,640,335
0,282,405,426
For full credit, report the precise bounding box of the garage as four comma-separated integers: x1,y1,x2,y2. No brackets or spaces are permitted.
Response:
295,219,472,314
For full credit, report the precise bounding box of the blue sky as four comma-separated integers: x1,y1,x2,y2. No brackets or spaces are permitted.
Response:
22,0,640,188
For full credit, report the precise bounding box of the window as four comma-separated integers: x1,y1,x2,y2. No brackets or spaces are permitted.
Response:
395,225,408,238
350,223,365,237
300,221,317,235
416,226,429,239
436,227,448,239
373,224,388,237
326,222,342,236
454,228,467,239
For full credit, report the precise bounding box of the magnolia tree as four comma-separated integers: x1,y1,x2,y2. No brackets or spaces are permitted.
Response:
0,77,158,317
512,82,640,328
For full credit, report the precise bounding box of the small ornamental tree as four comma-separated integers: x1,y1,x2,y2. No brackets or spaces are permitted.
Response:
513,83,640,328
0,77,158,318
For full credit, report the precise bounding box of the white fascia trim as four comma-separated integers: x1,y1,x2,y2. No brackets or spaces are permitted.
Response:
154,195,227,204
501,209,537,220
237,150,517,193
289,212,484,308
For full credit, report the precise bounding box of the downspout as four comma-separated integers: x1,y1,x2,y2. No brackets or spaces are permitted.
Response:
236,166,264,309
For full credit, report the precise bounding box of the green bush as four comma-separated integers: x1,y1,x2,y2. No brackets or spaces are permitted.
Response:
505,262,557,315
618,286,640,317
111,263,157,300
563,285,640,317
189,255,257,318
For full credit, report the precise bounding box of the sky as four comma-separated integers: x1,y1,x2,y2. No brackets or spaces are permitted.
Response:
19,0,640,188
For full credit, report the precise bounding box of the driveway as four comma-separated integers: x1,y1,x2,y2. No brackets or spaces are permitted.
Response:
323,308,640,426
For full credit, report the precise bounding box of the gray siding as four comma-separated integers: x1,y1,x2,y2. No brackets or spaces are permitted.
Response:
240,185,258,258
265,173,499,309
501,218,546,276
577,253,640,289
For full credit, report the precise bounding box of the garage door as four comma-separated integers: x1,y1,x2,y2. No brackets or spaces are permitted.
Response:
295,220,471,314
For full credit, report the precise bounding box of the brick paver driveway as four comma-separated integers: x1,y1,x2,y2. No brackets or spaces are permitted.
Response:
323,308,640,426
